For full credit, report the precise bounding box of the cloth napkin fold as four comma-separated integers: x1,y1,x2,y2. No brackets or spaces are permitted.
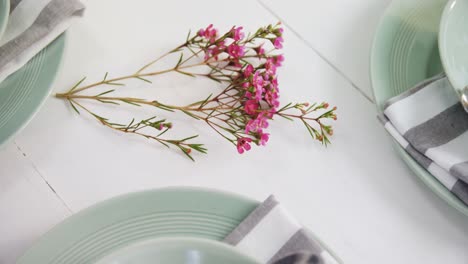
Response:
224,196,339,264
0,0,84,83
379,73,468,205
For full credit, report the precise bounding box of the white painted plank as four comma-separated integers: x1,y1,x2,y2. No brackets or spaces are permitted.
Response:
260,0,392,100
0,143,70,263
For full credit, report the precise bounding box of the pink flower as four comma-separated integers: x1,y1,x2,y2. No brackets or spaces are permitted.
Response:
265,58,278,74
244,100,259,115
273,36,283,49
265,90,280,109
276,27,284,36
274,54,284,66
252,71,265,100
198,24,218,43
259,131,270,146
243,64,254,78
237,137,252,154
227,44,245,59
245,115,269,134
270,77,278,90
265,108,276,119
255,85,264,101
255,44,265,56
245,119,256,134
257,115,269,129
204,41,225,61
231,26,244,41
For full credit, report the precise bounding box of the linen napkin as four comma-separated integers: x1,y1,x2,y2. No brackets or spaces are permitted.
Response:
0,0,84,83
224,196,340,264
379,73,468,205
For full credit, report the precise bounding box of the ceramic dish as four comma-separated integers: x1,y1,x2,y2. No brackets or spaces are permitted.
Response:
94,237,260,264
17,187,341,264
439,0,468,108
0,34,65,147
0,0,8,40
371,0,468,216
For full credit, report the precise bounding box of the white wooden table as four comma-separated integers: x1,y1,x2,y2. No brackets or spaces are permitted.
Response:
2,1,468,263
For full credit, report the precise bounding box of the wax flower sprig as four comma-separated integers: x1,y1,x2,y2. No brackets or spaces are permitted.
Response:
56,23,337,160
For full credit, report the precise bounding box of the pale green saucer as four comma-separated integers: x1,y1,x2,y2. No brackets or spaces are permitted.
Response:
439,0,468,94
0,0,9,40
17,187,341,264
371,0,468,216
95,237,260,264
0,34,65,147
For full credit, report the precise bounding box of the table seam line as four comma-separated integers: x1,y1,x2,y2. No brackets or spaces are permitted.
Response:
256,0,375,104
13,141,73,214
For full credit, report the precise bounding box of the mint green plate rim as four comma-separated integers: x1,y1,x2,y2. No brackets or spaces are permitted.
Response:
16,187,342,264
94,237,262,264
0,34,65,147
370,0,468,217
0,0,9,40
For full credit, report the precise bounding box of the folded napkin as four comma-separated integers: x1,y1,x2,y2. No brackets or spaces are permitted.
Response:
379,73,468,205
0,0,84,83
224,196,339,264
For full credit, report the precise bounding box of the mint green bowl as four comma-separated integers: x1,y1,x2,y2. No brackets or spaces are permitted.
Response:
371,0,468,216
94,237,260,264
439,0,468,94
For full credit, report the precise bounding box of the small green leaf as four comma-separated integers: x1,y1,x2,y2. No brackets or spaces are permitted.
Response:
278,114,293,121
107,82,125,86
97,99,119,105
176,70,195,77
125,118,135,131
179,146,195,162
170,48,182,54
181,135,199,142
277,102,292,113
96,89,115,96
207,75,222,83
121,100,141,107
176,53,184,68
135,76,152,83
156,128,170,137
181,110,200,120
186,29,191,42
103,72,109,81
69,101,80,114
70,77,86,92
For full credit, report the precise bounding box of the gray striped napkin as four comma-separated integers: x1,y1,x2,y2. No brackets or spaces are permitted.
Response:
0,0,84,83
379,73,468,205
224,196,339,264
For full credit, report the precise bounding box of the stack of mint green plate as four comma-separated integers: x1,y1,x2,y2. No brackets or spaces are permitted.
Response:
0,0,65,148
371,0,468,216
16,187,340,264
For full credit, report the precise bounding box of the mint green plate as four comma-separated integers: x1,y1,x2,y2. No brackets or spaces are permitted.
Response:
439,0,468,94
16,187,341,264
0,0,9,40
371,0,468,216
95,237,260,264
0,34,65,147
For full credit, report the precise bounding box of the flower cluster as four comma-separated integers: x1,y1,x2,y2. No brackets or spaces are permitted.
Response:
57,23,337,160
194,23,286,153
